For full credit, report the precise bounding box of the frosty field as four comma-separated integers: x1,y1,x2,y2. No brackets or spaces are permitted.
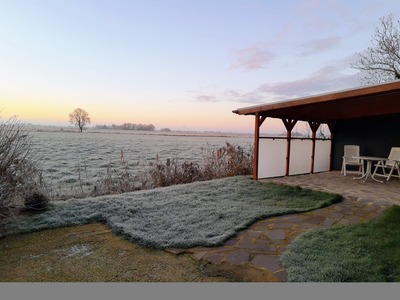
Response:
29,128,253,199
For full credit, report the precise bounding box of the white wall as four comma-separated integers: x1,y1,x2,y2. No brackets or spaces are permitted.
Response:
258,138,331,178
258,138,286,178
314,139,331,172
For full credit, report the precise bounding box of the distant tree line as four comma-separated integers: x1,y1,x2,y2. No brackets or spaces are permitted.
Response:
95,123,156,131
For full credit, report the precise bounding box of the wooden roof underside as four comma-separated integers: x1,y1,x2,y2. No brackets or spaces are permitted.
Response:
233,80,400,123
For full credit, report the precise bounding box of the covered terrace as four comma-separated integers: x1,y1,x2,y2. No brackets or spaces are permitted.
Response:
233,80,400,180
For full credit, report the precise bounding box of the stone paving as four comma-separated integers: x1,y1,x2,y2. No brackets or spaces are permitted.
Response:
167,171,399,282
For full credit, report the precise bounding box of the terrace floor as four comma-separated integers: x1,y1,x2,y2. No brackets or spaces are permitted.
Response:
174,171,400,282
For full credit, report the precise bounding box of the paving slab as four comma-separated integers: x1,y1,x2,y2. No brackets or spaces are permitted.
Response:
251,255,283,272
226,250,251,265
264,229,286,240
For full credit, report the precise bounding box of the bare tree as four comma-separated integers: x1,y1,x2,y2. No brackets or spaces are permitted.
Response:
351,14,400,85
69,108,91,132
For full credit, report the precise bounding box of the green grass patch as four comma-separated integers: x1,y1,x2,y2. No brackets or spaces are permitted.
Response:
281,205,400,282
2,176,341,249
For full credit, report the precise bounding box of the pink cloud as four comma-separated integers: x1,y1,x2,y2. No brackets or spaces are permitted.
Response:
195,66,360,104
230,45,275,71
301,36,342,56
195,56,361,104
255,63,360,99
227,56,361,103
194,95,218,102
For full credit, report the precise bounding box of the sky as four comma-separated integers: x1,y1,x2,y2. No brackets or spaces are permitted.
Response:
0,0,399,133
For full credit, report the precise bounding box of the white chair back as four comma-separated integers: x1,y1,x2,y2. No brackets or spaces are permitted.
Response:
344,145,360,163
387,147,400,167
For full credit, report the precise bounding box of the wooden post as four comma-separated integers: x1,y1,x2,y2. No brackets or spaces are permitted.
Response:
253,113,260,180
327,122,336,171
253,113,267,180
282,119,297,176
308,121,320,174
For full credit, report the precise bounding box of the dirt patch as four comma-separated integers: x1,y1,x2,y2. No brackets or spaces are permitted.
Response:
0,223,236,282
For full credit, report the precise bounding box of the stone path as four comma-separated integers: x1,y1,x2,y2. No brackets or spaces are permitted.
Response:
167,171,398,282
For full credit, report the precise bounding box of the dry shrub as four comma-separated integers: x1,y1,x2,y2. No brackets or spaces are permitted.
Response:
60,142,253,198
24,192,49,211
0,116,49,217
202,142,253,179
148,158,204,188
145,142,253,189
90,162,140,197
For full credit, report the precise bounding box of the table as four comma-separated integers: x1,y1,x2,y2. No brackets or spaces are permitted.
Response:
352,156,388,183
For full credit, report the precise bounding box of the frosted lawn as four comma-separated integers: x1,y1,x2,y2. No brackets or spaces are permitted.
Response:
3,176,341,249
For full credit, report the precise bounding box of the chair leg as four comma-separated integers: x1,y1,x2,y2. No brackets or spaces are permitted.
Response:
397,165,400,180
388,162,400,181
372,164,379,177
386,166,395,181
373,162,384,178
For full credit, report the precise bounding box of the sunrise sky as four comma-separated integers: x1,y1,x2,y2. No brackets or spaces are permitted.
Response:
0,0,398,133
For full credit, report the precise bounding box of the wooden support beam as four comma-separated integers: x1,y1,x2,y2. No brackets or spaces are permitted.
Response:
282,118,297,132
309,121,320,174
259,115,267,127
308,121,320,133
282,119,297,176
253,113,265,180
327,122,336,171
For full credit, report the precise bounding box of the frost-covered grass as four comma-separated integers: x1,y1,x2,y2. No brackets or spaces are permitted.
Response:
30,130,253,199
2,176,341,249
281,206,400,282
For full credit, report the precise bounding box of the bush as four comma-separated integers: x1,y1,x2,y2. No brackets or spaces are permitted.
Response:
148,158,204,188
202,142,253,179
144,142,253,189
0,116,48,217
24,192,49,211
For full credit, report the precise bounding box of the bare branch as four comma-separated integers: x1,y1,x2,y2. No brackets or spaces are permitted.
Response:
352,14,400,84
1,117,47,213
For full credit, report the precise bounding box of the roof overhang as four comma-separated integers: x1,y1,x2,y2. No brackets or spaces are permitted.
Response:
233,80,400,123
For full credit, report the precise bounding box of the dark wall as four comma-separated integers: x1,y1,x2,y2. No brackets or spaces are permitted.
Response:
333,114,400,170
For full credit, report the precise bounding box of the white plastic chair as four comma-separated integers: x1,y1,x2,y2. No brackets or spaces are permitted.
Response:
372,147,400,181
341,145,364,176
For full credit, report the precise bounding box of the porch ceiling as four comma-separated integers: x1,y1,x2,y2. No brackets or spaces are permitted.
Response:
233,80,400,123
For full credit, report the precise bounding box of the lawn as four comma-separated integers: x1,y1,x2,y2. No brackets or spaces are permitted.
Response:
281,205,400,282
1,176,341,249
